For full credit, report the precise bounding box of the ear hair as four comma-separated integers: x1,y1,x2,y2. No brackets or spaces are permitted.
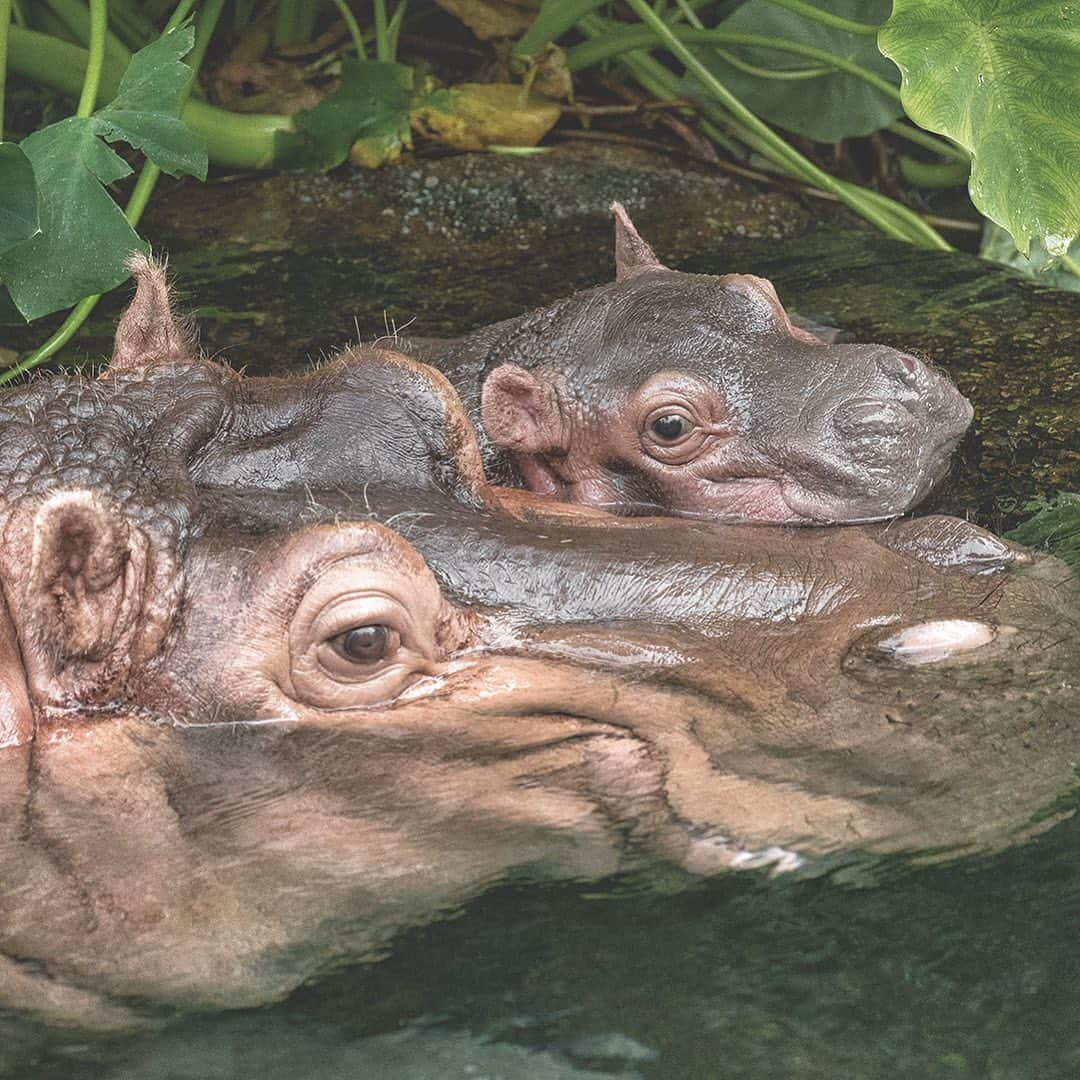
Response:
480,364,567,456
611,201,664,281
108,253,198,374
27,491,147,663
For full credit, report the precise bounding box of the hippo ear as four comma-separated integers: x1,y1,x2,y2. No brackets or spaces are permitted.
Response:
481,364,567,456
611,201,664,281
108,253,196,374
27,491,147,663
0,590,32,748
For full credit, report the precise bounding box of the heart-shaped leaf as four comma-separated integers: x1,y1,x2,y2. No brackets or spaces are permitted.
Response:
694,0,900,142
94,25,208,180
879,0,1080,256
0,119,146,321
0,143,40,255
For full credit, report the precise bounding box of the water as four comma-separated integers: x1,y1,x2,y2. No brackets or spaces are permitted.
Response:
3,152,1079,1078
10,817,1080,1077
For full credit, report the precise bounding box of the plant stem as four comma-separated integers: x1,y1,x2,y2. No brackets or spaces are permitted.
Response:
387,0,408,56
763,0,879,36
566,26,902,103
885,120,968,164
328,0,365,56
9,0,23,27
189,0,225,72
273,0,300,47
1061,254,1080,281
615,0,950,249
75,0,107,116
0,0,9,140
372,0,390,60
709,47,830,80
46,0,130,74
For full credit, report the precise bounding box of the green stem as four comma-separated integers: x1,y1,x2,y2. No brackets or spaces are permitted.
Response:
0,0,227,385
189,0,225,71
9,0,23,27
46,0,130,74
566,26,902,103
615,0,949,249
710,47,831,80
328,0,365,56
763,0,879,36
75,0,107,116
0,0,9,140
1060,254,1080,280
898,155,969,189
387,0,408,56
372,0,389,61
273,0,300,47
885,120,969,164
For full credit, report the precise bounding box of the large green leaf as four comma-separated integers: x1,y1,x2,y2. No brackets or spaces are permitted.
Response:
275,60,413,170
0,143,40,255
879,0,1080,257
981,222,1080,293
94,25,208,180
693,0,900,142
0,119,146,321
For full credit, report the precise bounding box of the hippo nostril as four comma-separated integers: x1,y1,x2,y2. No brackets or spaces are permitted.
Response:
877,351,924,388
834,399,913,437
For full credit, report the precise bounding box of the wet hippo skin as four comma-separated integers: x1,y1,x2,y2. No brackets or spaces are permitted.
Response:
402,204,973,524
0,262,1074,1033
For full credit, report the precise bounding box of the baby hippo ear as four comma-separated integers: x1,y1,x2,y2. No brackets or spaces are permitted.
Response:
108,253,196,374
481,364,567,455
611,201,664,281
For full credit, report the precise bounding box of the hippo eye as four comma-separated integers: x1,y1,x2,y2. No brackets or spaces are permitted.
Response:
651,414,691,442
332,624,394,664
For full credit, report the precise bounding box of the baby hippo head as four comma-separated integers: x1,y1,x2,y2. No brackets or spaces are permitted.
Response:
479,206,973,524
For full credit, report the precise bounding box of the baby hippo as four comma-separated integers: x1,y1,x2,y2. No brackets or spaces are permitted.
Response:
405,205,973,524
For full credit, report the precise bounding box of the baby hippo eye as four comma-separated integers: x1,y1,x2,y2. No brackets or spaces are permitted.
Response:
332,624,395,664
650,414,692,442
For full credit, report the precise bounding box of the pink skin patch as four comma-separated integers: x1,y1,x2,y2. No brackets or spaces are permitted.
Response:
879,619,996,665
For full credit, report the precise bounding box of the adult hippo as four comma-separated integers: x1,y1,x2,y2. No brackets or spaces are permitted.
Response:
402,204,973,523
0,262,1075,1035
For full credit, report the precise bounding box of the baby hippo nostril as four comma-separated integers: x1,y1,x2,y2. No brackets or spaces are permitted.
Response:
877,350,924,388
834,398,914,438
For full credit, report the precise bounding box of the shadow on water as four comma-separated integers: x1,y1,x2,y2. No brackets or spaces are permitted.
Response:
3,149,1079,1078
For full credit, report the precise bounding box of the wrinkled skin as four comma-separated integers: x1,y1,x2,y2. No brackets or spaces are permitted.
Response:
404,204,973,523
0,262,1076,1035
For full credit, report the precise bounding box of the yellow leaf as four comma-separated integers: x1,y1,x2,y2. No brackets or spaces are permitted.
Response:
411,84,560,152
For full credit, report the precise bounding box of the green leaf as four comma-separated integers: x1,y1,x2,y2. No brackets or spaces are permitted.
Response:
1006,493,1080,576
275,59,413,170
93,26,208,180
879,0,1080,257
0,144,41,256
0,286,27,326
693,0,900,142
980,222,1080,293
0,119,146,321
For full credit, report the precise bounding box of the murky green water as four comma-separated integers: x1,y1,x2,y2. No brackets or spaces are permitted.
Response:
3,151,1078,1078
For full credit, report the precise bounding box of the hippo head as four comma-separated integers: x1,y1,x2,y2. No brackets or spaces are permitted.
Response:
478,204,973,523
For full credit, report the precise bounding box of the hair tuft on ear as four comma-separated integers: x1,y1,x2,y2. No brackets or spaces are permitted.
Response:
107,252,198,375
611,201,664,281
